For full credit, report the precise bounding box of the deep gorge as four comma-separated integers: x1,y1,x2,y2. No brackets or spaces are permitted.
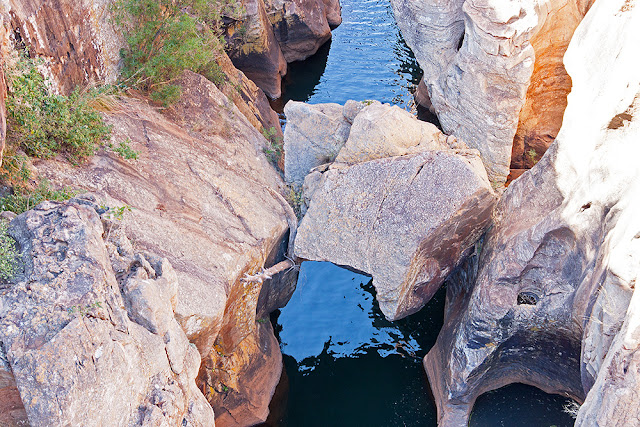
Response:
0,0,638,426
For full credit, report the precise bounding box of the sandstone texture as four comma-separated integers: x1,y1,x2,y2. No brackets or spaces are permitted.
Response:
295,149,496,321
392,0,594,186
284,100,459,186
0,199,214,426
0,0,122,94
334,102,451,164
424,1,640,425
224,0,288,99
34,71,296,426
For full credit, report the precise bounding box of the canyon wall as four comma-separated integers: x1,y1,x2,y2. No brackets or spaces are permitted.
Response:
424,0,640,424
392,0,595,186
0,1,297,425
224,0,342,98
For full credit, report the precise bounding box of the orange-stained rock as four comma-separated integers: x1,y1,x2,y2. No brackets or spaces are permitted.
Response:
0,367,27,427
34,71,295,424
0,0,121,94
216,49,284,141
224,0,288,99
510,0,590,170
0,54,5,166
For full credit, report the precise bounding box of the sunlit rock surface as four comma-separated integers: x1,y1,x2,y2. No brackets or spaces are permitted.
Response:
35,71,294,426
424,1,640,425
392,0,594,186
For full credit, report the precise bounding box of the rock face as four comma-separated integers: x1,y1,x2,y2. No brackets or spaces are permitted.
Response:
0,199,214,426
392,0,594,186
295,149,496,320
0,0,122,94
0,351,27,426
225,0,341,97
224,0,288,99
0,0,281,143
35,71,295,426
424,1,640,425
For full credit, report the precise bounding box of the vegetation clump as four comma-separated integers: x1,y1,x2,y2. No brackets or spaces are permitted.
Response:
262,126,283,168
5,56,112,164
112,0,244,105
0,221,18,280
0,180,77,215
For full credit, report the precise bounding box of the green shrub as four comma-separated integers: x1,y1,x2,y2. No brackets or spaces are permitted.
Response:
0,180,77,215
5,56,112,164
262,127,283,168
108,138,139,160
112,0,244,105
0,221,18,280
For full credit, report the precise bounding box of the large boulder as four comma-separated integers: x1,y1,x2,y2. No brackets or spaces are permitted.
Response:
423,1,640,425
392,0,594,186
334,102,453,164
283,100,353,186
35,71,295,426
295,149,496,321
0,200,214,426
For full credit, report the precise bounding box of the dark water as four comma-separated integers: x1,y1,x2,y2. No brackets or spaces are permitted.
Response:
269,0,577,424
270,262,576,426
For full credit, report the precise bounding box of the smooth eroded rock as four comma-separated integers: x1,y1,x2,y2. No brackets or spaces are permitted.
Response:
392,0,594,186
334,102,449,164
35,70,294,425
424,1,640,424
284,100,352,186
224,0,288,99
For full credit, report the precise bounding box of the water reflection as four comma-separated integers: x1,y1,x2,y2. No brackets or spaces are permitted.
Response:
273,0,422,110
273,261,444,426
272,261,578,427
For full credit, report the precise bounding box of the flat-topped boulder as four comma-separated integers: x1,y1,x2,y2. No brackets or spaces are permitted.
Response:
295,149,496,320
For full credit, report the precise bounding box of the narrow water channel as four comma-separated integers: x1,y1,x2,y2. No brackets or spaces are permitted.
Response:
268,0,578,425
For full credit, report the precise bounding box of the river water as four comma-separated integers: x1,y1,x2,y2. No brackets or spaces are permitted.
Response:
268,0,577,425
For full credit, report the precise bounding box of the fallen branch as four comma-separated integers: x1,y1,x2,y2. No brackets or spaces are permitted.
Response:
242,259,296,283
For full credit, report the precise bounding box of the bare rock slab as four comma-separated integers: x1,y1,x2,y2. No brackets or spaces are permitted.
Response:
294,150,496,320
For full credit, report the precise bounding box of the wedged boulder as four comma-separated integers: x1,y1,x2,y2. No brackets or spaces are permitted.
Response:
35,70,295,426
264,0,334,62
334,102,453,164
424,1,640,425
295,149,496,321
283,100,353,186
0,200,214,426
224,0,288,99
392,0,594,186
